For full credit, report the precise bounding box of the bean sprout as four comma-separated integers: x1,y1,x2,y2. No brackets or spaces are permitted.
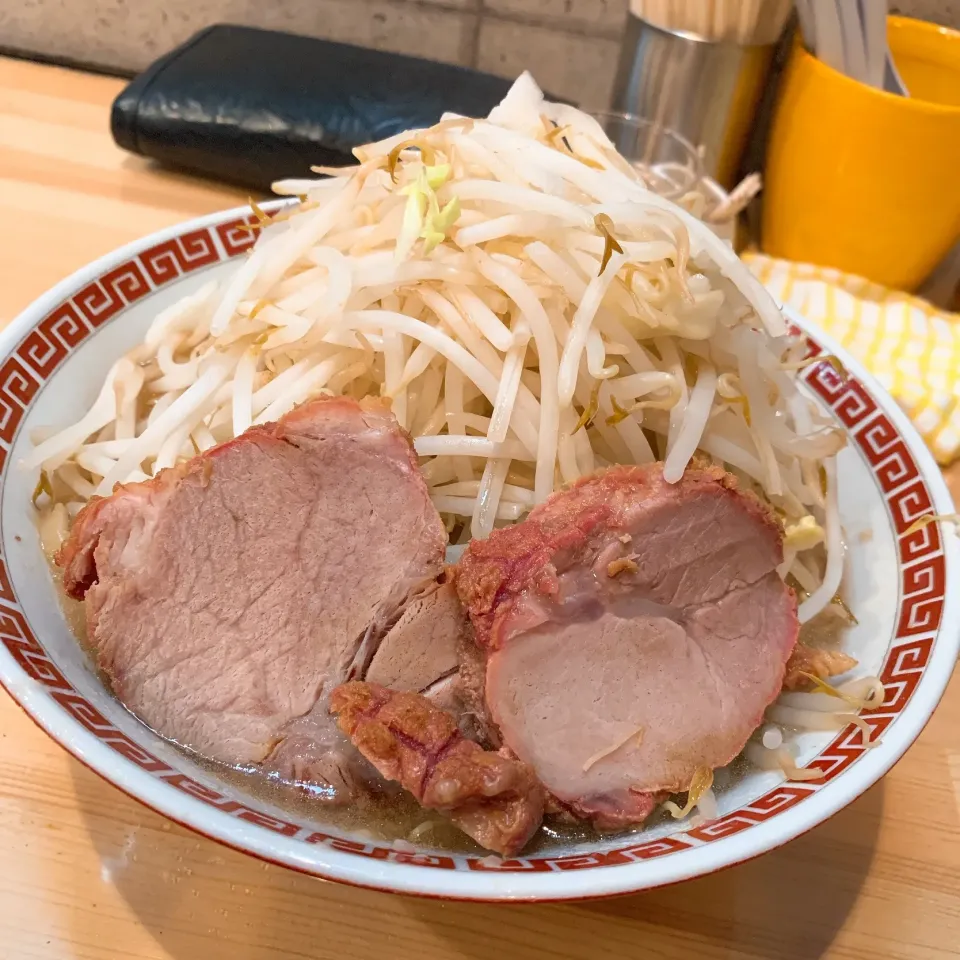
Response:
25,72,843,587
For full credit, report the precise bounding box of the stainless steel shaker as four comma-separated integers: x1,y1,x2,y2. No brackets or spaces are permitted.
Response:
611,14,777,188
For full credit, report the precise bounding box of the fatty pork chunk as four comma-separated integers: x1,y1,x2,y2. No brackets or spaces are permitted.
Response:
783,644,857,691
454,464,800,829
56,396,447,790
330,682,544,856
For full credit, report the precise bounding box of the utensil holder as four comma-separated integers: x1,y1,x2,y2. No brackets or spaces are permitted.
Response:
611,14,776,188
762,17,960,291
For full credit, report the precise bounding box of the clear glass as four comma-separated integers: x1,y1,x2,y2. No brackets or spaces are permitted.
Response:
590,111,704,201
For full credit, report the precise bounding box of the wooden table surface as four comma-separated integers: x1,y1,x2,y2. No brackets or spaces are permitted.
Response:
1,55,960,960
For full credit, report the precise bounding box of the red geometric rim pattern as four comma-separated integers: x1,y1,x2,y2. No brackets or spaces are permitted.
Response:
0,216,944,873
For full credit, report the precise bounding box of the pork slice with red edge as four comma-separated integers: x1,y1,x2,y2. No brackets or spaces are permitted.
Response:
454,463,799,828
56,396,447,795
330,681,544,856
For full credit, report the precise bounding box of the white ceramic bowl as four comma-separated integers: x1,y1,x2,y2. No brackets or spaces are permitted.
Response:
0,205,956,902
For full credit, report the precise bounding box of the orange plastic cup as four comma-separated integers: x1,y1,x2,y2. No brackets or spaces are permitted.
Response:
761,17,960,291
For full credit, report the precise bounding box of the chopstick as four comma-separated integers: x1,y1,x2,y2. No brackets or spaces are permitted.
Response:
838,0,868,83
796,0,907,95
859,0,884,87
810,0,846,73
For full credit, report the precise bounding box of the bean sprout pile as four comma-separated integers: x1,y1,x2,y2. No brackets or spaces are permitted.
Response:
28,73,848,628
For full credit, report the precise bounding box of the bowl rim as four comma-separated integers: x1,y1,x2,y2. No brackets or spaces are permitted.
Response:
0,203,956,902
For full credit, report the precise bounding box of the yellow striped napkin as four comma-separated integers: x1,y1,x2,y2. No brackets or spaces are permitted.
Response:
744,253,960,465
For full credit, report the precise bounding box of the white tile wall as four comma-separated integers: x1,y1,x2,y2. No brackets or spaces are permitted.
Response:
0,0,479,73
481,0,628,33
1,0,957,109
477,17,620,106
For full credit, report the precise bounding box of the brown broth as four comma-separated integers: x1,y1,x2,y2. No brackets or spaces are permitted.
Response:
193,754,632,854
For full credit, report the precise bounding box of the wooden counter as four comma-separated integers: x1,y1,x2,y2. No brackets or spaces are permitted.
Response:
1,56,959,960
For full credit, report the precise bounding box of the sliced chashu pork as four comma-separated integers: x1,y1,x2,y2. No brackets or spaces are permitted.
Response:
455,464,800,828
56,396,447,792
269,575,472,785
365,577,463,701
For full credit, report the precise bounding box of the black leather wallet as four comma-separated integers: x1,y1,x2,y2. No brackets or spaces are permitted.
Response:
112,24,531,190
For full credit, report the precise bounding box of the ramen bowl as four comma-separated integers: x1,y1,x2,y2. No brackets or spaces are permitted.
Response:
0,205,956,901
